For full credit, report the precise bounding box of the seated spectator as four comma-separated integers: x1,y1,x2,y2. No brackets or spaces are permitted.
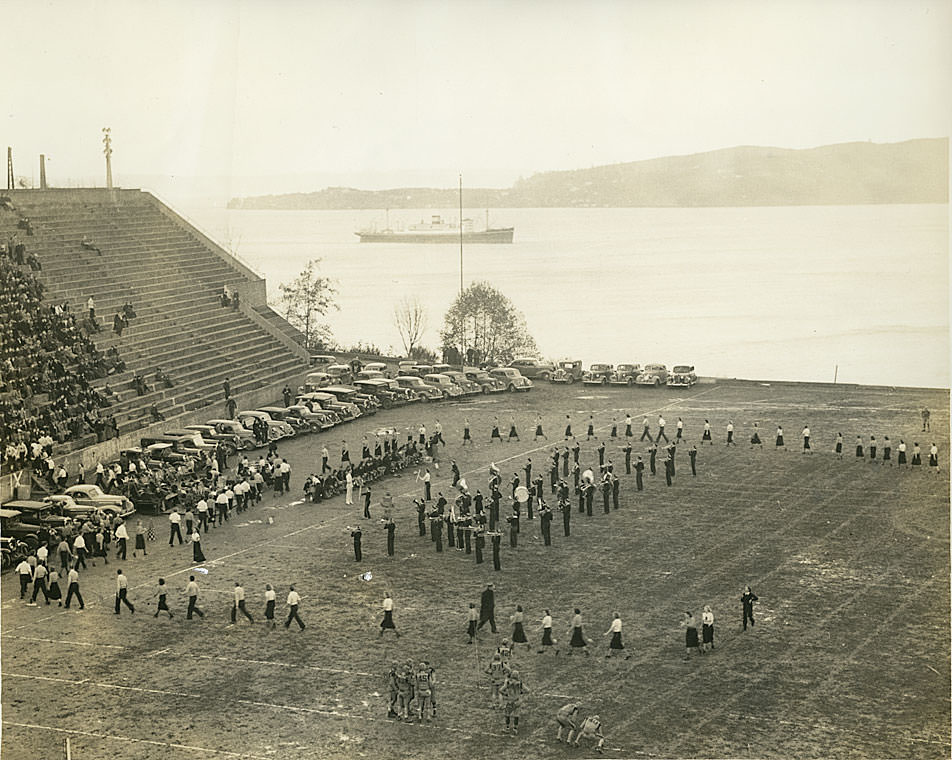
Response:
220,285,231,307
26,252,41,272
231,289,240,310
155,367,174,389
150,404,166,422
80,235,102,255
133,374,150,396
122,301,137,319
113,312,127,336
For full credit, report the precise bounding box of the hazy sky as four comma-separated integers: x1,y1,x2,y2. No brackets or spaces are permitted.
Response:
6,0,951,200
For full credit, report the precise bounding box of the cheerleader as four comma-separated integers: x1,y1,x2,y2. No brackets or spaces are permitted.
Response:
683,611,700,659
726,420,735,446
855,436,864,459
379,592,399,638
897,439,907,467
929,443,939,471
491,417,502,443
586,416,596,440
462,418,472,446
133,520,147,557
834,433,843,458
750,423,763,449
510,605,529,649
537,609,556,653
775,425,785,450
609,418,618,438
191,531,205,562
869,436,877,461
676,417,684,442
802,425,812,453
534,415,546,441
701,605,715,652
882,436,892,465
564,414,573,440
911,442,922,466
508,416,520,442
567,608,590,655
604,612,630,658
702,419,713,445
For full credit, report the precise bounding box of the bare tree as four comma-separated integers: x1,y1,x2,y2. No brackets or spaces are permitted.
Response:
277,259,338,350
393,295,427,357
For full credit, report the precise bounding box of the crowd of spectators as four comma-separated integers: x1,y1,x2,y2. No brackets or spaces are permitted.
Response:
0,245,128,473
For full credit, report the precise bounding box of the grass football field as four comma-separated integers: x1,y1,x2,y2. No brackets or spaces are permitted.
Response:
2,380,948,759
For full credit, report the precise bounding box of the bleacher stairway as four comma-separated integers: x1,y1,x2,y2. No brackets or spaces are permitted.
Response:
0,188,309,453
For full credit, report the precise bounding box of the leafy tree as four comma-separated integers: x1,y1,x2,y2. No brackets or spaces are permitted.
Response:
393,296,428,357
277,259,337,350
440,281,538,366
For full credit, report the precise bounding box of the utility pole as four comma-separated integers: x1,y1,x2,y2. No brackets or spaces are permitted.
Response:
39,154,48,189
458,173,465,369
6,147,13,191
102,127,113,189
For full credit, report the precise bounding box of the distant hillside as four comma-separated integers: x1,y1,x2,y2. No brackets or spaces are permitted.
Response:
228,138,948,209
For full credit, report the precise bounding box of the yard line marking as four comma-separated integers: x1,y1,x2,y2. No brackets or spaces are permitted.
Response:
1,721,273,759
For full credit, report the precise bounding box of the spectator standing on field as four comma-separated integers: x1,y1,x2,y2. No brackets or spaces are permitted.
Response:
742,586,758,630
231,582,254,624
285,585,306,630
114,569,135,614
186,576,204,619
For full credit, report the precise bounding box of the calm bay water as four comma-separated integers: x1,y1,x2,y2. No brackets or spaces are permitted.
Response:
183,204,949,388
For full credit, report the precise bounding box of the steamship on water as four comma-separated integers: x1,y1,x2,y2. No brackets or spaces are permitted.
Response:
356,212,514,244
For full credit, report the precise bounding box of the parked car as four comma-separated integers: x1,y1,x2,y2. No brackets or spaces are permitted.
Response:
300,371,333,394
308,353,337,368
324,385,380,414
205,419,259,450
609,363,642,386
297,391,361,421
667,365,698,387
510,357,556,381
397,360,417,375
152,431,218,456
422,373,464,399
550,360,583,384
44,494,98,519
285,404,338,432
144,442,192,465
237,410,295,440
431,363,454,375
185,423,247,454
165,428,230,455
463,367,506,393
0,507,45,550
362,361,390,377
582,363,614,385
258,406,310,436
442,370,482,395
354,369,387,382
395,375,444,401
354,378,403,407
325,364,354,384
635,364,669,386
489,367,534,392
4,500,71,535
59,485,136,518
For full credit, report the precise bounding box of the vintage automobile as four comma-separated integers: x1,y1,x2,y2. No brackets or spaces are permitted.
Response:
144,442,192,465
44,494,100,519
300,371,334,394
285,404,338,431
205,419,259,450
237,410,295,440
150,431,218,457
442,370,482,396
355,369,387,382
667,365,698,387
362,361,390,377
395,375,444,401
422,373,464,399
325,364,354,385
409,364,434,378
397,360,417,375
4,501,71,538
380,378,416,403
635,363,669,386
582,363,614,385
609,363,642,386
258,406,311,436
297,391,361,421
431,363,454,375
354,378,403,407
324,385,379,414
165,428,232,455
308,353,337,368
185,423,248,453
463,367,506,393
510,357,556,381
0,507,46,550
550,360,583,384
489,367,534,392
62,484,136,518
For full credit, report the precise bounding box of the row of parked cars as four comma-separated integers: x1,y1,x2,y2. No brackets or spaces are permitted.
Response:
508,358,698,388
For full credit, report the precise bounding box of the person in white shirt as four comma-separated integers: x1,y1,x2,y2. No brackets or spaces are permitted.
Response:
196,499,209,532
264,584,277,628
30,562,49,605
726,421,735,446
801,425,812,453
231,582,254,624
379,592,399,638
656,416,668,443
114,520,129,560
168,510,184,545
701,605,715,652
36,544,49,565
285,585,305,630
114,569,135,614
64,567,84,609
72,534,89,569
15,559,33,599
185,576,204,619
345,469,354,505
604,612,629,658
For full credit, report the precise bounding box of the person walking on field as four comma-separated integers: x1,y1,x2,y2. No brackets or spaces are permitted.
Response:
114,569,135,614
231,582,254,624
264,584,277,629
64,567,84,610
285,585,306,630
604,612,630,659
640,416,652,442
153,578,173,619
379,592,400,638
683,611,700,658
742,586,758,630
702,419,712,445
565,608,590,655
801,425,812,453
701,605,715,652
185,576,204,619
477,583,497,633
656,416,668,443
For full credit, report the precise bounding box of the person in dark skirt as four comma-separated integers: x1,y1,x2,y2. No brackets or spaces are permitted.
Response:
701,420,712,445
491,417,502,443
742,586,758,630
683,611,700,658
834,433,843,458
882,436,892,465
191,531,205,562
538,610,555,653
775,425,785,451
604,612,629,658
46,569,63,606
153,578,173,619
508,416,520,442
868,436,877,461
929,443,939,471
462,418,472,446
133,520,147,557
610,419,617,438
897,440,907,467
750,423,762,449
511,605,529,650
534,415,546,441
264,584,276,629
701,605,715,652
855,436,864,459
567,608,589,655
586,416,596,440
911,442,922,466
379,592,399,638
564,415,573,440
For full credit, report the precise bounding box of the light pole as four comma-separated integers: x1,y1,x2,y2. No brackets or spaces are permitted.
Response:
458,173,465,370
102,128,113,189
